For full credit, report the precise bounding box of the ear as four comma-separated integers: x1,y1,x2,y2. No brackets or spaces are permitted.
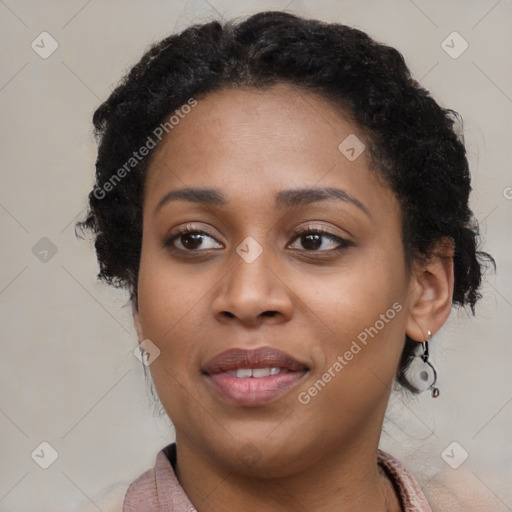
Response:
405,238,455,341
132,302,144,342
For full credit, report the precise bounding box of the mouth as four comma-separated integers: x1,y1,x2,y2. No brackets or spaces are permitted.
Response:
202,347,309,406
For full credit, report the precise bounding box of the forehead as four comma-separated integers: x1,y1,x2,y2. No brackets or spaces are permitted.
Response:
144,84,395,216
186,84,352,140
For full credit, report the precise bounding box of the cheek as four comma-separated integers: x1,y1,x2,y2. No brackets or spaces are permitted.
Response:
298,257,405,345
294,249,408,404
136,251,210,397
137,259,208,421
137,248,207,339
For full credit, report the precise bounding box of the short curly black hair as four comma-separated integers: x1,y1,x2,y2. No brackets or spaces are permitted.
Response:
76,11,493,392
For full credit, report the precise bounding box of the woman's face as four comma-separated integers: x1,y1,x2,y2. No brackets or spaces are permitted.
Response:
134,84,418,475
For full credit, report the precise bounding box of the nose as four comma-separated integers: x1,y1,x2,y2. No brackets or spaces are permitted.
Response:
211,245,293,327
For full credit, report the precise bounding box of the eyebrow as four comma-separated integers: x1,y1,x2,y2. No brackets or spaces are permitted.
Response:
154,186,370,217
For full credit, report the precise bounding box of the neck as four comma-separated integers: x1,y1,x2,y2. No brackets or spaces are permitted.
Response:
173,431,402,512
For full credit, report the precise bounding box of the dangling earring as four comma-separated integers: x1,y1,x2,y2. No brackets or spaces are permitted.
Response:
403,330,440,398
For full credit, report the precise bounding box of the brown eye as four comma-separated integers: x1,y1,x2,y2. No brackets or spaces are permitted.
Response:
166,228,223,252
179,232,206,250
289,229,351,253
300,233,323,250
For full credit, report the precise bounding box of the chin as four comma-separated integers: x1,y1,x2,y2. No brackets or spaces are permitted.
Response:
203,432,323,479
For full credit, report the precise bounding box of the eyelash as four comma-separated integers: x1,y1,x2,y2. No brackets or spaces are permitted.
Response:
289,226,352,254
164,224,352,257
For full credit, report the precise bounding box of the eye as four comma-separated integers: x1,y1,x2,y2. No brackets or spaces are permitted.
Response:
165,226,223,252
164,225,351,255
288,227,351,253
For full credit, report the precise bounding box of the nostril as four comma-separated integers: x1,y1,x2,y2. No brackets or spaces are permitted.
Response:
219,310,279,321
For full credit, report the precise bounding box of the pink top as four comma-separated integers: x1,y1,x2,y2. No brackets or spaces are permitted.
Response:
122,444,431,511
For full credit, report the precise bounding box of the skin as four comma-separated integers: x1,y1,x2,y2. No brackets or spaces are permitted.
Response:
133,84,454,512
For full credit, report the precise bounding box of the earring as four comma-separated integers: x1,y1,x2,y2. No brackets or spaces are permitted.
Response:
403,330,440,398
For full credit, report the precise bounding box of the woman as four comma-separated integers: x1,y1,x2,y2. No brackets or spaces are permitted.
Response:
77,11,493,511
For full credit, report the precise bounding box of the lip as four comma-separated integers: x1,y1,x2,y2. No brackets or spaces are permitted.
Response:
202,347,309,406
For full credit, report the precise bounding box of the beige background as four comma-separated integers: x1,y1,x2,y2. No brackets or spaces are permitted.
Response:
0,0,511,510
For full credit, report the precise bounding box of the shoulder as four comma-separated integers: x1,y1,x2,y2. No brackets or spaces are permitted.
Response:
72,482,129,512
73,444,173,511
425,469,501,512
379,450,499,512
72,464,160,512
